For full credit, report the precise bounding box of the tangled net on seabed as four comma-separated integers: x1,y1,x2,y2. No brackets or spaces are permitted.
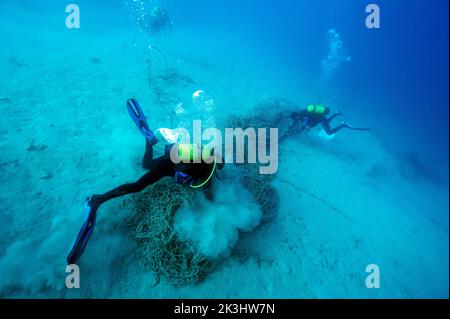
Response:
237,164,279,223
127,179,215,287
222,110,283,222
128,110,283,287
128,174,279,287
225,98,297,142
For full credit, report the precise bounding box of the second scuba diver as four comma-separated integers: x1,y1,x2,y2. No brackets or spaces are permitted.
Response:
67,99,223,265
286,104,369,136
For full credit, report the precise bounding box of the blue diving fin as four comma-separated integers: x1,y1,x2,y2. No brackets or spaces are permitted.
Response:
126,98,158,145
66,197,98,265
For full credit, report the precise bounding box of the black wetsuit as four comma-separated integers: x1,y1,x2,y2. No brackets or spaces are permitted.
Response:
290,108,346,135
90,141,216,208
285,107,369,137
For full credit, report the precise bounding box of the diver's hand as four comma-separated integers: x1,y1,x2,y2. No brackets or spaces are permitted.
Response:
217,160,225,171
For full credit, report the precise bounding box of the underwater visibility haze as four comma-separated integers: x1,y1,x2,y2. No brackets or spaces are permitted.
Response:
0,0,448,298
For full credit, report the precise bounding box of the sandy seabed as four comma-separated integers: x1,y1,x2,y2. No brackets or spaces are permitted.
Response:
0,11,448,298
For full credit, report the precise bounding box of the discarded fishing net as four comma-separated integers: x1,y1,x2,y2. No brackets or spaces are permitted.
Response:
127,107,283,286
129,172,279,287
128,179,212,287
128,167,279,286
225,98,297,141
237,164,279,223
221,109,282,222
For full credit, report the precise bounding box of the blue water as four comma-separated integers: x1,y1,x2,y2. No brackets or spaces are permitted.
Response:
0,0,448,298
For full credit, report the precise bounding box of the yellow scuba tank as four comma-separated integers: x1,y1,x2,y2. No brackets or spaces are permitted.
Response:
306,104,327,115
155,130,218,188
176,143,217,189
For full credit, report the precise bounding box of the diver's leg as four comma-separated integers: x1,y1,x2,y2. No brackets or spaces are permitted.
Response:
91,158,173,208
323,122,370,134
341,123,370,131
67,157,173,264
327,123,347,134
142,140,155,170
320,121,334,135
326,111,342,123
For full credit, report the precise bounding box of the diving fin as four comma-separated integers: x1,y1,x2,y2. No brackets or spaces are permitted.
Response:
126,98,158,145
66,196,98,265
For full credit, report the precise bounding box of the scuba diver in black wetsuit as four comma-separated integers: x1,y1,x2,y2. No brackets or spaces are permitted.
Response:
67,99,223,265
286,104,369,136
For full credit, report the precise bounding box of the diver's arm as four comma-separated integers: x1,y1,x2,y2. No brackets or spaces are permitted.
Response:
288,110,309,132
290,110,307,122
217,156,225,170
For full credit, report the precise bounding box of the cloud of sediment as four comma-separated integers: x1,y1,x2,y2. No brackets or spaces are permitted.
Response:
174,179,261,259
